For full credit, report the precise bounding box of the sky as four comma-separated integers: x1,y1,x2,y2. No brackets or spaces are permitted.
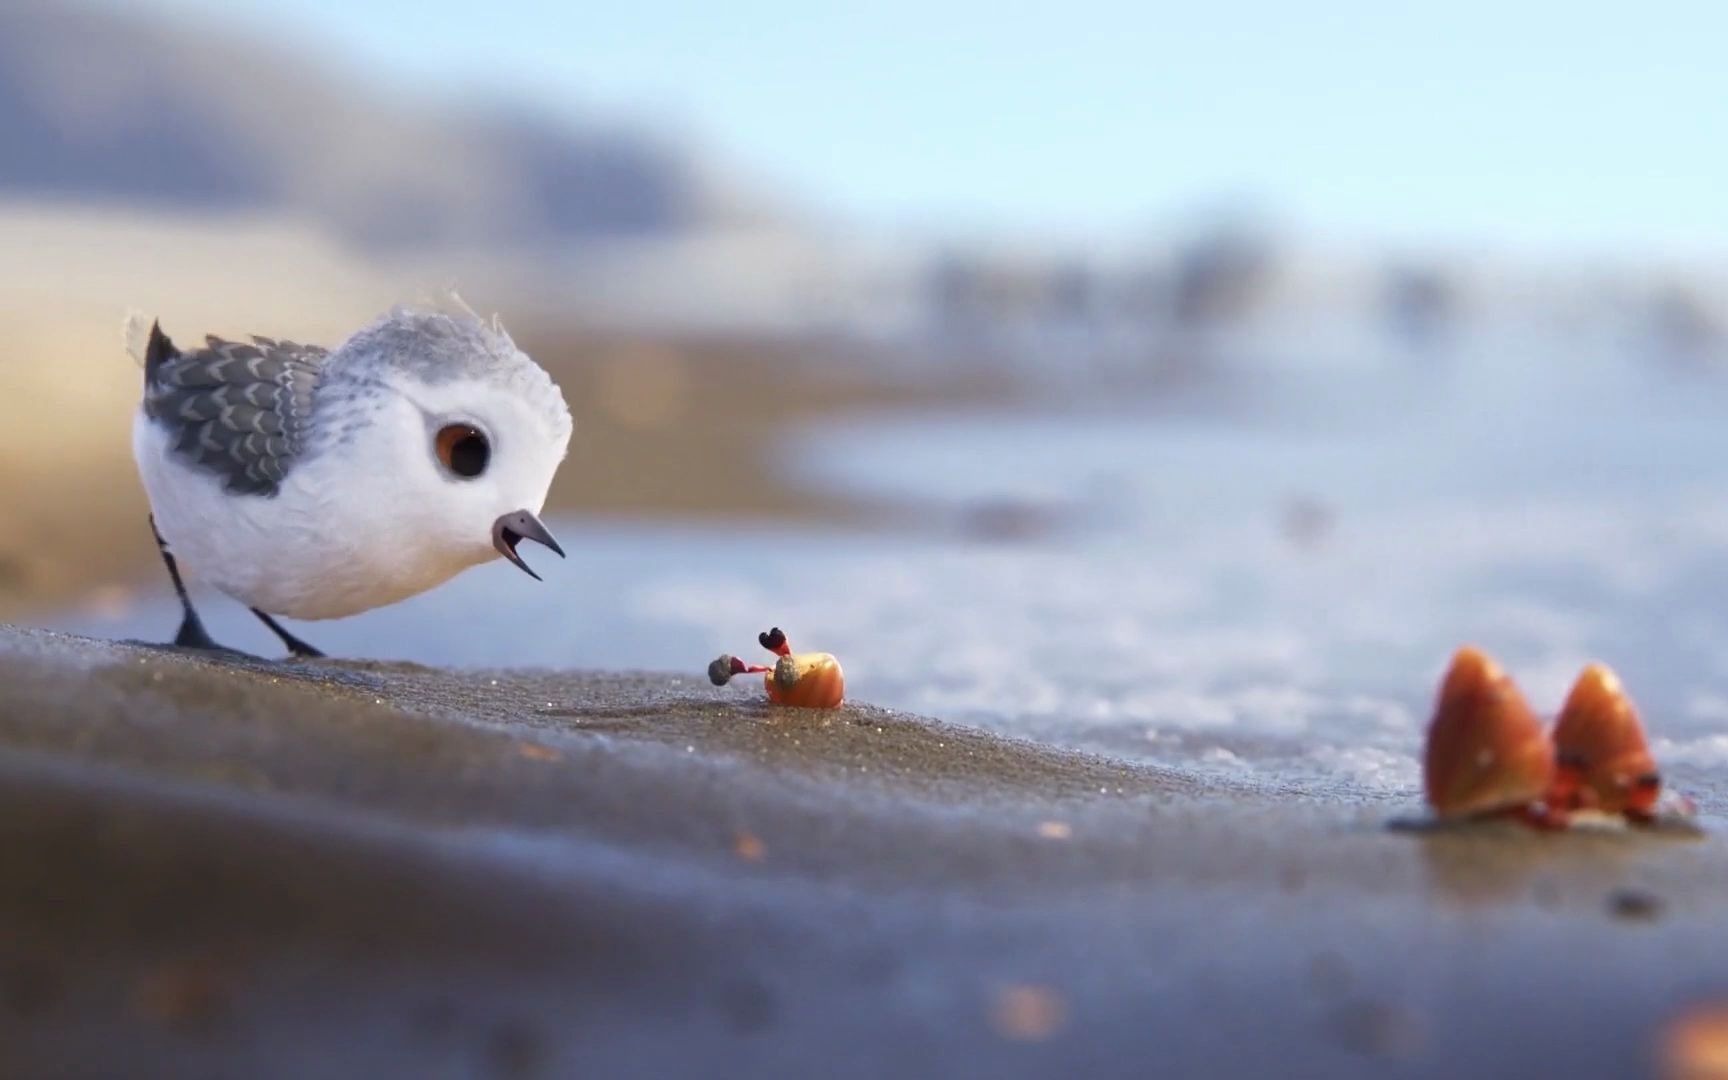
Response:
153,0,1728,255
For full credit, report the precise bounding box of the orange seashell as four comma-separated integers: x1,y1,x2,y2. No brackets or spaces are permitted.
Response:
1552,663,1660,818
764,652,845,708
1660,1002,1728,1079
1423,646,1556,819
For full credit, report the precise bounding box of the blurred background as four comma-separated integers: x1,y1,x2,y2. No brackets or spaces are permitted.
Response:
8,0,1728,799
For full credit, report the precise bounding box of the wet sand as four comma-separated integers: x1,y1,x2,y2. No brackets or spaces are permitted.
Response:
2,624,1726,1078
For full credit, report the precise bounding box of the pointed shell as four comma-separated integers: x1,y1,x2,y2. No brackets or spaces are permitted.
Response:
1423,646,1556,819
1552,663,1660,815
763,652,844,708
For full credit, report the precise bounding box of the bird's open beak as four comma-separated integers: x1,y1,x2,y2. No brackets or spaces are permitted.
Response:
492,510,565,581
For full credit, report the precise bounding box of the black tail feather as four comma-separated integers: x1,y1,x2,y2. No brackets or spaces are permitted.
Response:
144,320,178,383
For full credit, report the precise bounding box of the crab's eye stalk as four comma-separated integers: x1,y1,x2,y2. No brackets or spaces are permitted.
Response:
435,423,490,479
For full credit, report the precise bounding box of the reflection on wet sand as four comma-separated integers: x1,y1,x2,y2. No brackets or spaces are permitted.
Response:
1410,822,1701,910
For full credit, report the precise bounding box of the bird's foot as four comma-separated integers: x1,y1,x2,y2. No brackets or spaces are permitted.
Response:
172,613,248,655
250,608,325,660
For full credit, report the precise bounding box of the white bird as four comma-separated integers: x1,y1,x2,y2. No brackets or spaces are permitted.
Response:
130,304,573,657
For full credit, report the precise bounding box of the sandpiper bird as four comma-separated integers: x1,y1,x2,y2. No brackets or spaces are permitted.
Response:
130,304,573,657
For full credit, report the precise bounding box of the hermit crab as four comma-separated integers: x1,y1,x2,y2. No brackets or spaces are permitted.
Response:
1421,646,1688,828
1549,663,1663,821
708,627,845,708
1423,646,1558,825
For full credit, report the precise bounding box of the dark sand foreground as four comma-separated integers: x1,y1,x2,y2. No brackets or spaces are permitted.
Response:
2,625,1726,1078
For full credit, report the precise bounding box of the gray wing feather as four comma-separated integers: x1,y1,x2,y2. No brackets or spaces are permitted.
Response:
145,334,327,496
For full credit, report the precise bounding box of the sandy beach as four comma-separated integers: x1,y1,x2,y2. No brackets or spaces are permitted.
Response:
2,624,1724,1078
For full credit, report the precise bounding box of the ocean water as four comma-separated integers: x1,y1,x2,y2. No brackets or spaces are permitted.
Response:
48,336,1728,812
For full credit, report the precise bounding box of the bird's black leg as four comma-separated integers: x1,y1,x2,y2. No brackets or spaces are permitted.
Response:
149,515,231,652
250,609,325,660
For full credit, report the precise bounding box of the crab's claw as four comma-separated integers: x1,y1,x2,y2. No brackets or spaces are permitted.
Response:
708,654,740,686
709,653,771,688
1423,646,1557,821
758,627,791,657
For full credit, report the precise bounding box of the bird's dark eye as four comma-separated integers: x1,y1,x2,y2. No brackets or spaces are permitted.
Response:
434,424,490,478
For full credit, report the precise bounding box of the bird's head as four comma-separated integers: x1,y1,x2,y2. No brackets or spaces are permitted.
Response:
324,306,573,583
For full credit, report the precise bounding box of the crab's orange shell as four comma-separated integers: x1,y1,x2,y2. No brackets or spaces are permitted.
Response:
1552,663,1660,816
764,652,844,709
1423,646,1556,819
